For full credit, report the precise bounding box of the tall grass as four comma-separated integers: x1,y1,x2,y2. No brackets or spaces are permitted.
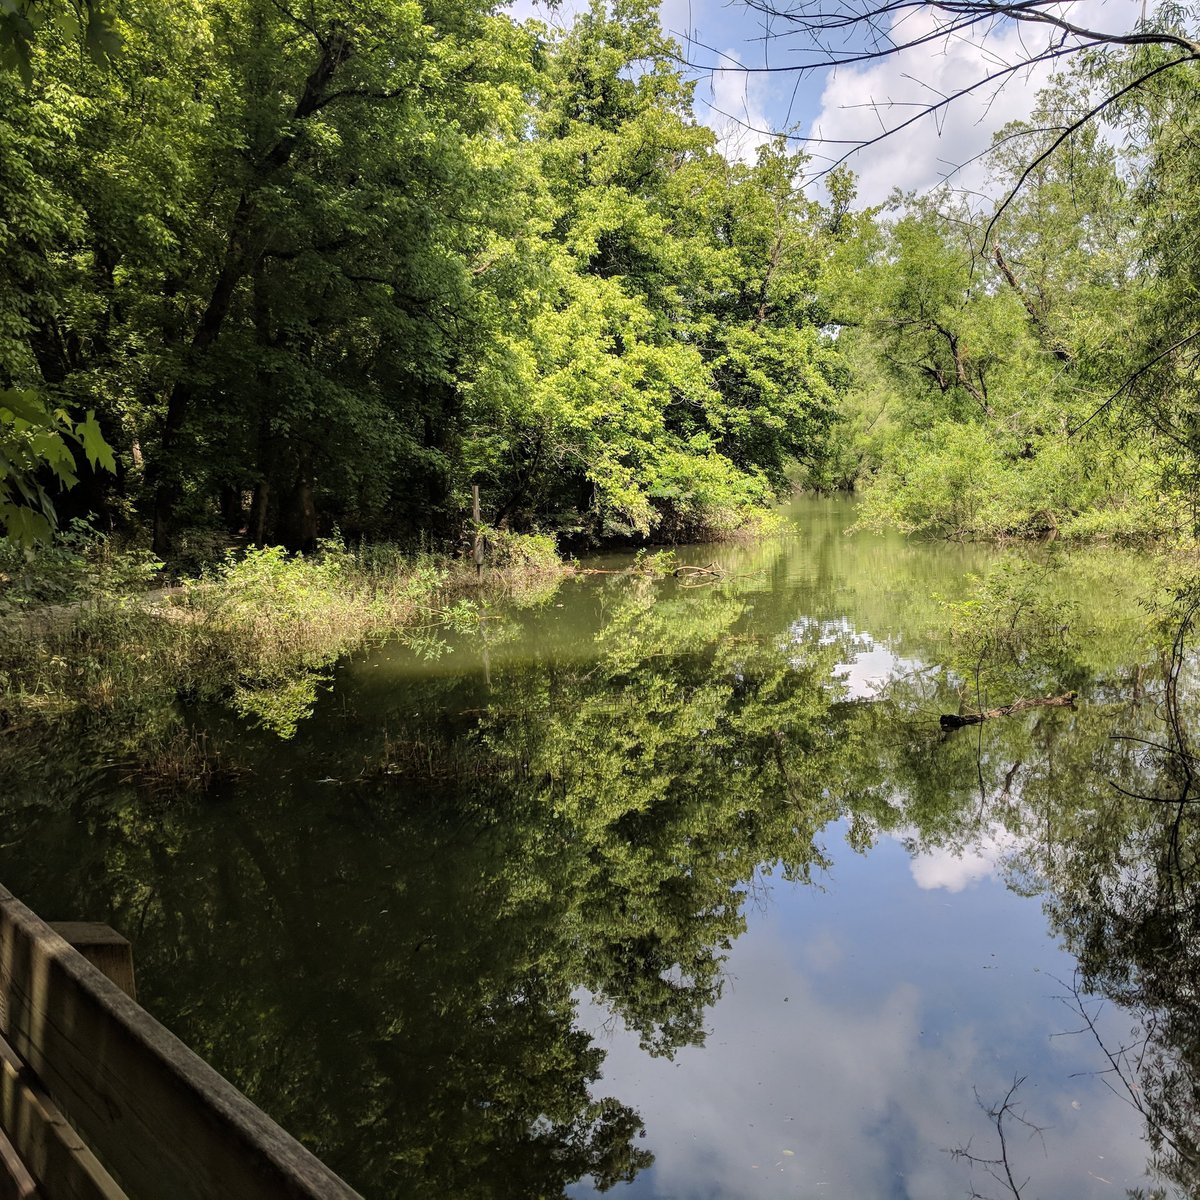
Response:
0,531,566,761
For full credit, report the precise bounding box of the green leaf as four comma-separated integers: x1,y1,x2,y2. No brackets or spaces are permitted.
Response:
0,388,54,425
52,7,79,38
83,6,120,62
0,503,53,546
76,410,116,473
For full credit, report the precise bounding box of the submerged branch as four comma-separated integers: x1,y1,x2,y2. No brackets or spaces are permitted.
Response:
940,691,1077,729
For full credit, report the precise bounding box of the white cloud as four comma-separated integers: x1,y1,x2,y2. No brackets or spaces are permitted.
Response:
807,0,1127,203
504,0,587,30
571,917,1151,1198
576,967,981,1197
658,0,703,43
695,57,775,163
833,645,904,699
908,824,1022,891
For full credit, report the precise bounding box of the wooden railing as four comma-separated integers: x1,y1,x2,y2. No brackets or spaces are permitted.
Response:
0,884,363,1200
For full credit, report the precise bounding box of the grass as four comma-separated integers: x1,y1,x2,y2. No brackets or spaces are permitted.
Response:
0,530,569,786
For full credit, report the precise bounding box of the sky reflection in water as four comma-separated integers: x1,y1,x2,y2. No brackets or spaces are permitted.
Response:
0,497,1182,1199
574,825,1151,1199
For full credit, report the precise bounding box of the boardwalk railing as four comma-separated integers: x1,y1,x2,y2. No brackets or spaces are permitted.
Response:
0,885,363,1200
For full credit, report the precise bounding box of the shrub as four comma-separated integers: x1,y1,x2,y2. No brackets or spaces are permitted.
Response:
0,519,161,610
0,538,564,749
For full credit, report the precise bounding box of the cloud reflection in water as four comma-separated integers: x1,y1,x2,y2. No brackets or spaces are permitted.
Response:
572,834,1155,1199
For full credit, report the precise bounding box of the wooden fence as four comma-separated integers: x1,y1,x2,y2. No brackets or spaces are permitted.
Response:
0,884,363,1200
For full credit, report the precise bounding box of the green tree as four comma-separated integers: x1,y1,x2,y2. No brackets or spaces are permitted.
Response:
0,55,119,542
463,1,844,542
829,88,1181,541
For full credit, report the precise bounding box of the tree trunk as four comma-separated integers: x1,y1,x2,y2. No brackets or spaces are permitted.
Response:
992,245,1073,363
150,29,352,555
219,484,244,535
281,472,318,553
249,479,271,547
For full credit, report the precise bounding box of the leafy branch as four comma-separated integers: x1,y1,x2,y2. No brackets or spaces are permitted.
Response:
0,0,120,86
0,389,115,545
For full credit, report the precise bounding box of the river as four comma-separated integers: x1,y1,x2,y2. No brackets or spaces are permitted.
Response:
1,496,1195,1199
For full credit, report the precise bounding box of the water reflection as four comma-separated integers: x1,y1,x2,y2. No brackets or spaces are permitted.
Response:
572,863,1151,1198
0,499,1196,1197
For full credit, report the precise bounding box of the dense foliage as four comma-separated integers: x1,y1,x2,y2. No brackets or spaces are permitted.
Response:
817,43,1200,541
5,0,1200,555
0,0,848,554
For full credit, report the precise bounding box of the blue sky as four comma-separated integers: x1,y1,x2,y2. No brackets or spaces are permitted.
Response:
510,0,1142,203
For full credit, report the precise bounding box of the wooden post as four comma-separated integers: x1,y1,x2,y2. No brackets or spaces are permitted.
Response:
471,484,484,578
47,926,135,1002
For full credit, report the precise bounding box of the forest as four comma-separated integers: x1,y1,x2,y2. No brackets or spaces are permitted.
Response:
1,0,1195,564
1,0,843,559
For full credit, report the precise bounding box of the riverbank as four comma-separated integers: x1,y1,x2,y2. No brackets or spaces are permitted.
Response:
2,497,1186,793
0,530,567,784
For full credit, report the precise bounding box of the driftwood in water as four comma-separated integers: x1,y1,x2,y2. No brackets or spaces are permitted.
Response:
673,562,723,587
572,560,725,580
940,692,1077,730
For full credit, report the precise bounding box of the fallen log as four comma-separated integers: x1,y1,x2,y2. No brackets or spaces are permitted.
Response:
940,692,1077,730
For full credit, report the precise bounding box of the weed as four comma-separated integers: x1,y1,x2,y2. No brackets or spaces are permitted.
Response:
0,528,568,770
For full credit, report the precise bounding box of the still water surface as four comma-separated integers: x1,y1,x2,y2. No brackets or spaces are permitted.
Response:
1,498,1194,1199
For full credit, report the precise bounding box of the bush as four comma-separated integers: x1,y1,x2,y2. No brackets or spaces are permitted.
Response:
0,539,557,748
0,519,161,610
486,529,561,574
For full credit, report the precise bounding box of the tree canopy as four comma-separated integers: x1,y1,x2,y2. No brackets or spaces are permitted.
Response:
0,0,854,554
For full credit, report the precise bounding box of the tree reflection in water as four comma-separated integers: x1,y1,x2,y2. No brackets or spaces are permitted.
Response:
1,518,1199,1197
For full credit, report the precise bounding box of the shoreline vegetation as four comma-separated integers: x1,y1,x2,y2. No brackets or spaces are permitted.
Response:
0,527,567,750
0,520,776,782
1,500,1187,779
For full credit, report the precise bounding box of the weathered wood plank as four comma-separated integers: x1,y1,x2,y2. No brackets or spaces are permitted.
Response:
0,1034,122,1200
45,928,135,1003
0,887,362,1200
0,1118,40,1200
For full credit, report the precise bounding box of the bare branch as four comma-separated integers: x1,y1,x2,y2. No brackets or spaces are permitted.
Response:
675,1,1200,187
949,1075,1041,1200
1069,329,1200,436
